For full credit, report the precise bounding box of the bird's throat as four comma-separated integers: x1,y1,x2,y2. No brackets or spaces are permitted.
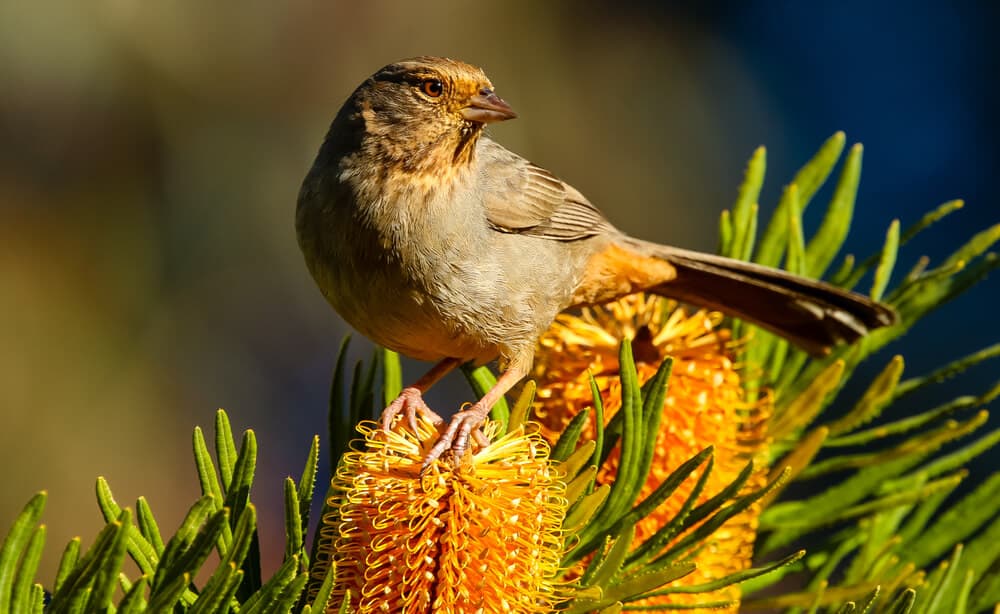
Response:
364,123,482,184
452,123,483,166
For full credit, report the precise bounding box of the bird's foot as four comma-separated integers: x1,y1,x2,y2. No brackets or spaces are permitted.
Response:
422,402,492,470
381,387,444,436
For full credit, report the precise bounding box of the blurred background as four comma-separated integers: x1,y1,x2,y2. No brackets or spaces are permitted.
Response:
2,1,997,582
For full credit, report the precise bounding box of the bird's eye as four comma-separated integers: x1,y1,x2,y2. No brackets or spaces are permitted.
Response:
421,79,444,98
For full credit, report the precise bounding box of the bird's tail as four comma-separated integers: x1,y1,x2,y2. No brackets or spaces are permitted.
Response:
634,242,896,355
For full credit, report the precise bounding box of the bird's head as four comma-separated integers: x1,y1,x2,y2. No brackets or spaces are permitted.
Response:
372,56,515,125
339,56,516,174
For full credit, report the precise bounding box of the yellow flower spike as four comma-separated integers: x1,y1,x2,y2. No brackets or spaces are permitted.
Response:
533,294,771,611
323,415,568,614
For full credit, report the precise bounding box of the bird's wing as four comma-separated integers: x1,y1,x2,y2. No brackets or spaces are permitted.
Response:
477,140,614,241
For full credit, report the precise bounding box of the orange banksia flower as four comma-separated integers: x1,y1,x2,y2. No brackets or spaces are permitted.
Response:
532,294,771,610
321,416,567,613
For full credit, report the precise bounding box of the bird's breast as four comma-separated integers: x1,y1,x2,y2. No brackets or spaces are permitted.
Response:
298,169,507,363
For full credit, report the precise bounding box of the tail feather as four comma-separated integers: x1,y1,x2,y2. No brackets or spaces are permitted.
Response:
642,244,896,355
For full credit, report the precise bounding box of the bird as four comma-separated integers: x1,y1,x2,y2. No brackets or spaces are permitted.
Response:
296,56,896,466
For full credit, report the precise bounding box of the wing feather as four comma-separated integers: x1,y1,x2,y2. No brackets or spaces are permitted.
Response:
477,139,613,241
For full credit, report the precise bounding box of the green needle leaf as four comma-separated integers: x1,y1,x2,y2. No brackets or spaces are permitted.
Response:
271,571,309,612
604,563,698,606
507,380,535,431
562,484,610,544
147,571,191,612
757,132,845,267
284,477,304,560
51,514,123,611
634,357,673,492
329,336,353,472
903,471,1000,569
771,360,845,440
216,409,238,490
225,430,258,522
551,406,592,463
151,495,214,589
728,145,766,260
763,427,828,507
757,183,799,269
297,435,320,545
962,496,1000,580
136,496,165,555
888,588,917,614
381,348,402,407
154,509,228,594
660,467,789,564
53,537,80,594
564,563,696,614
942,223,1000,270
827,395,979,448
625,455,717,569
590,341,643,537
565,466,598,506
9,524,45,614
610,446,711,538
918,545,963,614
228,430,262,599
308,553,337,612
825,355,904,436
952,570,976,614
225,503,257,571
589,373,606,470
584,525,635,589
193,427,222,501
190,562,241,614
970,555,1000,613
89,509,130,610
785,185,806,277
95,478,159,576
0,491,46,609
871,220,900,301
719,208,734,257
117,575,148,613
793,131,847,206
829,253,856,287
350,351,379,425
893,343,1000,402
27,584,43,614
900,199,964,244
241,554,301,614
561,440,597,480
661,552,808,601
899,427,1000,485
806,143,862,278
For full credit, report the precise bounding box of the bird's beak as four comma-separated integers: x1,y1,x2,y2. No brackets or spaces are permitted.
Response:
461,89,517,123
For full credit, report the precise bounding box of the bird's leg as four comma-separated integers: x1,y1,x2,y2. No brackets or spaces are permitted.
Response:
423,363,528,469
381,357,460,435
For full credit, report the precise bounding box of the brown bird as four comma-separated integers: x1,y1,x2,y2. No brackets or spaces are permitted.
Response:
296,56,895,464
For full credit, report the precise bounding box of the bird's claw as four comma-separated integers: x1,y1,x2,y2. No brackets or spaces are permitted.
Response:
381,390,492,471
422,403,491,471
380,387,444,435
